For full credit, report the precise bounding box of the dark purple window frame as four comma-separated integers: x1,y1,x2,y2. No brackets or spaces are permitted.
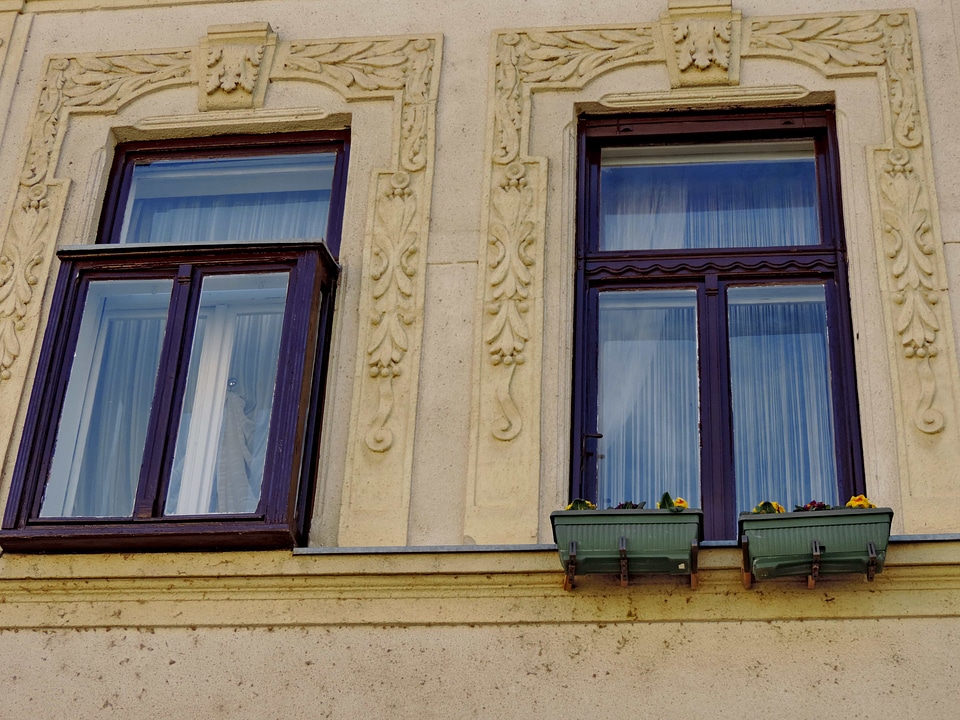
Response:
572,108,864,541
0,132,347,552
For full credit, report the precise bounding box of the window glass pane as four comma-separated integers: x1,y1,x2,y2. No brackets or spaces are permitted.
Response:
165,272,289,515
41,279,173,518
597,289,700,509
600,141,819,251
119,154,335,244
728,284,838,514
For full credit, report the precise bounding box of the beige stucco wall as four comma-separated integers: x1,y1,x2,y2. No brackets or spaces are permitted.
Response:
1,544,960,717
2,619,957,718
0,0,959,716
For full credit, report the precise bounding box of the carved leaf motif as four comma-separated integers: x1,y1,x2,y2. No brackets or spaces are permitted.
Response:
0,199,52,380
363,175,420,452
676,21,731,71
61,53,193,109
878,151,944,435
207,46,263,95
485,167,535,391
519,28,655,84
493,37,523,166
749,14,885,68
283,39,411,91
879,161,938,357
367,187,417,369
883,16,922,149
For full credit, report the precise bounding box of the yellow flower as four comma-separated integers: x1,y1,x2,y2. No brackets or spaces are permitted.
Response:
752,501,786,514
565,499,596,510
845,494,876,509
674,497,688,509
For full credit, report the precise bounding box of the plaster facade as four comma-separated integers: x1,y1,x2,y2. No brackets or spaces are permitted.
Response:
0,0,959,716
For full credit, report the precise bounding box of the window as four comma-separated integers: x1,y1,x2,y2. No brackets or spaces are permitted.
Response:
573,109,863,541
1,132,348,552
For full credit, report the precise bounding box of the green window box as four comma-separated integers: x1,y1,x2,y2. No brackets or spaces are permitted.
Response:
739,508,894,588
550,509,704,590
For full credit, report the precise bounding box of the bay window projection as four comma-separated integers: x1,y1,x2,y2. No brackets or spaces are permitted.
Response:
2,133,347,552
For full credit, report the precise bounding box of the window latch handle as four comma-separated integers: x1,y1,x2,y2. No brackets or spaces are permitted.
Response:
581,432,603,457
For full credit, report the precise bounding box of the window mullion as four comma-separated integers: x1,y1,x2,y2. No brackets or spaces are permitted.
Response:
699,273,733,540
576,286,601,502
825,277,864,501
133,264,198,519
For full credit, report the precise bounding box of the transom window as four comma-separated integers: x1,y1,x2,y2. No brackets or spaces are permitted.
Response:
1,132,348,552
573,110,863,541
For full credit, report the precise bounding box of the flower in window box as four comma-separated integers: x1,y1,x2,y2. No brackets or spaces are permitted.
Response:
845,494,877,509
751,501,786,514
795,500,832,511
565,498,596,511
656,493,688,512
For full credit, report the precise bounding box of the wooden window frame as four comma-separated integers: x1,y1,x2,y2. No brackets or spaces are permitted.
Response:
0,132,347,552
572,108,864,541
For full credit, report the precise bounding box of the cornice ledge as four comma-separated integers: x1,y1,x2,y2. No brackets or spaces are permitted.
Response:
0,543,957,629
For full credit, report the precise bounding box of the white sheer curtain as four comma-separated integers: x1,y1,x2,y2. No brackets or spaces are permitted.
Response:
120,153,335,244
42,280,172,518
600,146,819,251
728,284,837,512
165,274,288,516
597,290,700,509
125,191,330,244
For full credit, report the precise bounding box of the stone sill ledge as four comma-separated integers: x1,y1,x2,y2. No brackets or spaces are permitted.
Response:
0,540,959,628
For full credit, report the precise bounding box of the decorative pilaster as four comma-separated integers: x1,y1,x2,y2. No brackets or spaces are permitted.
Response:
466,26,661,544
273,35,441,544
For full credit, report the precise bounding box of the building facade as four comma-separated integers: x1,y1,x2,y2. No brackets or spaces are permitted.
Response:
0,0,959,715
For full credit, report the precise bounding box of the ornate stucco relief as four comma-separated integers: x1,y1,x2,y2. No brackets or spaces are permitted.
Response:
199,22,276,111
467,26,662,543
0,27,441,547
484,26,660,443
0,50,195,383
470,7,957,543
273,36,438,456
661,3,741,87
272,35,440,545
744,11,949,436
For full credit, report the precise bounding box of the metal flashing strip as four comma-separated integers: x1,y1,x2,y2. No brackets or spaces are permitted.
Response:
294,543,557,555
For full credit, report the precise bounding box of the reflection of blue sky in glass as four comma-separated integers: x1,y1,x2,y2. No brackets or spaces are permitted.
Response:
597,289,700,510
120,153,336,244
600,148,819,251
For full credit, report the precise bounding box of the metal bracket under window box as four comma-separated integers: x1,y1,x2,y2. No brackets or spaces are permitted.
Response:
550,509,703,591
738,507,893,589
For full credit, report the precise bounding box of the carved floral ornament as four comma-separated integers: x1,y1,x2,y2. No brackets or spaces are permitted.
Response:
0,28,441,461
480,10,947,443
675,20,732,71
